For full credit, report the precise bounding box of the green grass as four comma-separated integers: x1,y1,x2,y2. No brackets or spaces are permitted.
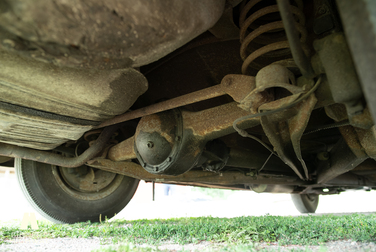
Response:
1,214,375,248
91,243,322,252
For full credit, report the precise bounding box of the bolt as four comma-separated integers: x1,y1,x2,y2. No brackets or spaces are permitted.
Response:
317,5,328,15
147,141,154,148
168,157,172,162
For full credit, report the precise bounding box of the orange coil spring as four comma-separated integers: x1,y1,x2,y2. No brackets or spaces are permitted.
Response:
239,0,306,74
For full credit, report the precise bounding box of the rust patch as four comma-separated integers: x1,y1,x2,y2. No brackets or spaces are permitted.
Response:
238,1,306,74
99,74,257,128
108,136,136,161
59,166,117,193
135,113,176,145
183,102,260,140
339,126,367,158
99,84,226,128
350,107,374,129
355,126,376,159
239,64,303,113
52,165,123,201
325,104,374,158
352,159,376,173
86,158,307,186
79,169,117,192
220,74,256,102
249,65,316,180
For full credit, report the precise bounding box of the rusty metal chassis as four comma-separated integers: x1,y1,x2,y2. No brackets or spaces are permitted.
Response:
0,64,372,191
96,66,376,190
86,156,376,192
0,65,373,191
0,64,373,191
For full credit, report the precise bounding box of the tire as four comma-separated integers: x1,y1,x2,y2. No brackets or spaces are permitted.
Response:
291,194,319,213
15,158,139,224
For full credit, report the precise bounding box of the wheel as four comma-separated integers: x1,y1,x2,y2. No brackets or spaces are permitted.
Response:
291,194,319,213
15,158,139,224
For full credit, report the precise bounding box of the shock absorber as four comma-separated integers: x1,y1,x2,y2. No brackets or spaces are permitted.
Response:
239,0,307,75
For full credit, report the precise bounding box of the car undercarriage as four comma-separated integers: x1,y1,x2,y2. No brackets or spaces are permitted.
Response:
0,0,376,223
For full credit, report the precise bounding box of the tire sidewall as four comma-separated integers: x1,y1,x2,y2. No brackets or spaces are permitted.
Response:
16,158,139,223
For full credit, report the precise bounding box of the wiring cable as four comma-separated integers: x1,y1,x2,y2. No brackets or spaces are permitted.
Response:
303,120,350,135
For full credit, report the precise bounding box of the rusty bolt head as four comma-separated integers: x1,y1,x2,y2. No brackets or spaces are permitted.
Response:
147,141,154,148
317,5,328,15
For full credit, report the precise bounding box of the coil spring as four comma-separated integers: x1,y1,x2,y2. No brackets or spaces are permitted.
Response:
239,0,306,75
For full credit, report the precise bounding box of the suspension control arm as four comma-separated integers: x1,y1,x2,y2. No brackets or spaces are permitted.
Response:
98,75,255,128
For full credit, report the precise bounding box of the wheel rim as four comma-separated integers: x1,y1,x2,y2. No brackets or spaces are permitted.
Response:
306,194,317,203
52,165,124,201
